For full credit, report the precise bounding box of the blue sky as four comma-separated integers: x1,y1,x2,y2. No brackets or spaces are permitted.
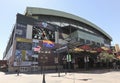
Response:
0,0,120,59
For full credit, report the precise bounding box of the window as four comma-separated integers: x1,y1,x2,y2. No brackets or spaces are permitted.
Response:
101,43,104,46
96,42,100,47
86,40,91,45
91,41,96,45
79,38,85,45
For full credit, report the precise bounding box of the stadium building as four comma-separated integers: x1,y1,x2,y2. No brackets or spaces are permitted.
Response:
3,7,112,72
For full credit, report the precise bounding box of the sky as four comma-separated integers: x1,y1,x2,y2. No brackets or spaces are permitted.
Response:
0,0,120,60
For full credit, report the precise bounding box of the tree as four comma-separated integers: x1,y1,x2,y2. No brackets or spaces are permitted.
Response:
98,51,115,68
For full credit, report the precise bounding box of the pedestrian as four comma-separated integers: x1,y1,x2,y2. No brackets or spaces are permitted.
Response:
113,60,116,70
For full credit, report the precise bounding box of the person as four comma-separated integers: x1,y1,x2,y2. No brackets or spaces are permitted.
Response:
16,69,19,76
71,58,75,69
113,60,117,70
62,56,67,74
62,56,67,69
84,56,89,70
54,57,58,72
116,59,120,70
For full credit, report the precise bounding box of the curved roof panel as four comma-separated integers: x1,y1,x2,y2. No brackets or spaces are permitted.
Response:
25,7,112,40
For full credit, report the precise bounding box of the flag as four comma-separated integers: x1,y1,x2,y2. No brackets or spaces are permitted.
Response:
43,40,54,48
33,46,41,52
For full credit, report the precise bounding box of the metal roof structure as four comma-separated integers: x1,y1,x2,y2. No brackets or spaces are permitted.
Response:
25,7,112,41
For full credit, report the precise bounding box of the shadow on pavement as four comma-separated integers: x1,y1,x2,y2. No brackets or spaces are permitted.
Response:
79,78,92,81
76,69,120,74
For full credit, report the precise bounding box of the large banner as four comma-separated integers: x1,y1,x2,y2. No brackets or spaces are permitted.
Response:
16,38,32,50
15,38,33,61
15,23,27,38
32,22,55,42
16,42,32,50
15,50,33,61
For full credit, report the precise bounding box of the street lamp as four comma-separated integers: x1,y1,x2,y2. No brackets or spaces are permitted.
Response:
65,37,72,72
40,51,48,83
53,47,60,77
40,54,48,83
55,26,61,77
16,54,21,76
16,59,20,76
56,50,60,77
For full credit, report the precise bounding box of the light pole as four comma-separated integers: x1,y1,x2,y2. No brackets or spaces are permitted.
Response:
16,54,21,76
17,59,20,76
56,50,60,77
53,47,60,77
66,38,72,72
56,26,61,77
40,54,48,83
39,40,49,83
54,56,58,72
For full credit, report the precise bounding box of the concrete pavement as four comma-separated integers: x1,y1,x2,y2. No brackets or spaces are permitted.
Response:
0,69,120,83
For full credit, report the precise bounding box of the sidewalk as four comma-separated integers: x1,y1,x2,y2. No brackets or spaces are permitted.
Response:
0,69,120,83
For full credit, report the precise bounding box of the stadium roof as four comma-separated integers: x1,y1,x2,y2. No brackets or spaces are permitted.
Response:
25,7,112,41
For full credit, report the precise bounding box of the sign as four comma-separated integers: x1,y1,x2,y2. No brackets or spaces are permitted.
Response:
67,54,72,62
14,61,32,66
56,46,67,52
16,37,32,43
32,54,39,58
